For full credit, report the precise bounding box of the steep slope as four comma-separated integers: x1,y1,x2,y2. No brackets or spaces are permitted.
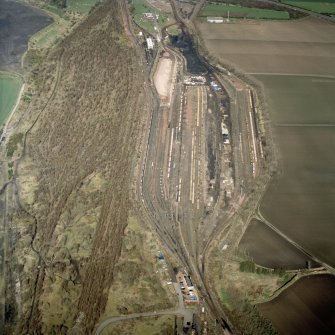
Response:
8,1,149,334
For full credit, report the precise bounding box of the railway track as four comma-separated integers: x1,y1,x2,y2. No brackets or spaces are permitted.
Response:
126,0,266,332
131,1,240,332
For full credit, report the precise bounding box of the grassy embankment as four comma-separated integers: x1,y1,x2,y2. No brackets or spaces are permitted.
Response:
199,3,290,19
0,73,22,126
283,0,335,15
131,0,169,34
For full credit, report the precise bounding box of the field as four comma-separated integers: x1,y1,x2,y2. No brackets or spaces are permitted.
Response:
196,17,335,75
67,0,98,13
197,18,335,266
29,15,71,50
132,0,169,33
239,219,317,269
0,73,22,125
256,74,335,267
259,124,335,266
258,274,335,334
200,3,290,19
197,14,335,333
284,1,335,15
30,0,101,50
257,75,335,124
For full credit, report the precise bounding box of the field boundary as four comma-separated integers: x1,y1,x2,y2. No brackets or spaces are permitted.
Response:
247,72,335,78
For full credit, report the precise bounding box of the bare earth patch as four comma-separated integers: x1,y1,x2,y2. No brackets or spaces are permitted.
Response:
154,53,175,105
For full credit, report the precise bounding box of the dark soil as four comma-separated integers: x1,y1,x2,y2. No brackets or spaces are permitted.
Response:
258,274,335,335
239,219,318,270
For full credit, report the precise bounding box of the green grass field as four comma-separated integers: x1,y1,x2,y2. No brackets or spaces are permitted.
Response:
67,0,98,13
200,3,290,19
33,0,99,50
132,0,168,34
284,1,335,14
30,17,71,49
0,72,22,125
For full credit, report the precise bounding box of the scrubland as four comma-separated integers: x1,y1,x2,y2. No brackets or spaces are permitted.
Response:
3,1,160,334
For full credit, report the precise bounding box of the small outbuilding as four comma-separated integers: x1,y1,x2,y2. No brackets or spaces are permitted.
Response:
207,16,224,23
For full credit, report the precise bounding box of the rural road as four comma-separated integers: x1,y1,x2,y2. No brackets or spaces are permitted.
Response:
94,283,192,335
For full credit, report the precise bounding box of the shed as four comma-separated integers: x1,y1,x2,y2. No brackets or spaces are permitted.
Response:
207,16,224,23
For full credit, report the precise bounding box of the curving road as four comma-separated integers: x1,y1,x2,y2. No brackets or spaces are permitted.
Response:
95,283,192,335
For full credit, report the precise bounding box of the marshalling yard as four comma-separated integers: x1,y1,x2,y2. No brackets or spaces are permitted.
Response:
136,4,266,331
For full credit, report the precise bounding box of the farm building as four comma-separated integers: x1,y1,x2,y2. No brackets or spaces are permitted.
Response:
207,16,224,23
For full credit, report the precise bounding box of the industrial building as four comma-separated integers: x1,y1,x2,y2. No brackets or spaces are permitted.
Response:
177,272,199,304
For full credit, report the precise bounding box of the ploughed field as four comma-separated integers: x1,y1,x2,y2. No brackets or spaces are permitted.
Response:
257,74,335,267
197,13,335,334
239,219,318,269
197,15,335,268
197,17,335,75
0,0,52,70
258,274,335,335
